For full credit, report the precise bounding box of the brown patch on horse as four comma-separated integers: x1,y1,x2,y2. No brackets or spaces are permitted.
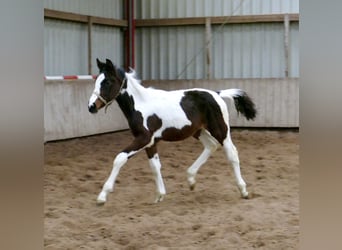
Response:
147,114,162,133
162,125,199,141
145,144,157,158
180,90,228,145
95,99,105,109
192,129,202,139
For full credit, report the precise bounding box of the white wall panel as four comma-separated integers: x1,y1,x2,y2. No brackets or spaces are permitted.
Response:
44,78,298,141
44,80,128,141
143,78,299,127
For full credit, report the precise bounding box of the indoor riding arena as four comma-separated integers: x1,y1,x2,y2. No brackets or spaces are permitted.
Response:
44,0,299,249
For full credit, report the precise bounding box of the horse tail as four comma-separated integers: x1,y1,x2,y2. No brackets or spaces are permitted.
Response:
218,89,257,120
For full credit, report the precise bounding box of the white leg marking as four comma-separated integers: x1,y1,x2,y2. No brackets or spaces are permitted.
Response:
223,136,248,198
149,153,166,203
187,130,218,190
97,152,128,204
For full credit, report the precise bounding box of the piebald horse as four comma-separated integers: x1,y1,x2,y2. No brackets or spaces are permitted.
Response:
88,58,256,204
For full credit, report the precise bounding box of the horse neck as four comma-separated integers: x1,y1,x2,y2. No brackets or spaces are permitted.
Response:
126,75,148,101
115,75,148,119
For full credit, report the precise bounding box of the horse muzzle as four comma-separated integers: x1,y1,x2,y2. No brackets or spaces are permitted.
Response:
88,103,98,113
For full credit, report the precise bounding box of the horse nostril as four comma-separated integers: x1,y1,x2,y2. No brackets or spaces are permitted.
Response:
88,103,97,113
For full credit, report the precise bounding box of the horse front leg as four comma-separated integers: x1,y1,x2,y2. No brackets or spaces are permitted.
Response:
146,145,166,203
97,151,129,204
97,135,152,205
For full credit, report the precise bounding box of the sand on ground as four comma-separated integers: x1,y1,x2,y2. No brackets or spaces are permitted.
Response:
44,129,299,249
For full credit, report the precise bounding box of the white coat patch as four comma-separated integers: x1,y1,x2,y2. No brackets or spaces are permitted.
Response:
125,73,192,138
89,73,105,106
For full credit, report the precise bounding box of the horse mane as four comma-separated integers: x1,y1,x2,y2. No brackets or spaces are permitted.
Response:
126,68,143,85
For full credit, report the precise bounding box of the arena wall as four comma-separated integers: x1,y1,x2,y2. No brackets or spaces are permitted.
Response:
44,80,128,142
44,78,298,142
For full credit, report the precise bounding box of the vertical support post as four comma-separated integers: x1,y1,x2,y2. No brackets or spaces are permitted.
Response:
284,14,290,78
87,16,93,75
205,17,212,79
124,0,135,70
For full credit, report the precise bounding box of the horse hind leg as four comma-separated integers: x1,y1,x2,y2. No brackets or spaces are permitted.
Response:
187,129,218,190
146,145,166,203
223,135,249,198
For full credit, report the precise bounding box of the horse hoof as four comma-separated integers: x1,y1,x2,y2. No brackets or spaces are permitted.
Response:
241,191,249,199
96,201,105,206
154,194,165,203
189,183,196,191
97,193,107,204
97,198,106,205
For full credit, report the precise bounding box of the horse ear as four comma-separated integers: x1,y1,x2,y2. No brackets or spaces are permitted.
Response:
96,58,105,71
105,59,115,71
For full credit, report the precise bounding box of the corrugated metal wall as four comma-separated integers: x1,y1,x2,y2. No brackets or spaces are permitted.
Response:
44,21,124,76
289,22,299,77
135,26,206,80
44,0,299,78
44,19,88,75
134,0,299,80
135,22,299,79
44,0,123,19
136,0,299,18
212,22,295,78
91,25,124,73
44,0,124,75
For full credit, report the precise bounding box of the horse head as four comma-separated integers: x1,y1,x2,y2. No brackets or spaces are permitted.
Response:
88,58,125,113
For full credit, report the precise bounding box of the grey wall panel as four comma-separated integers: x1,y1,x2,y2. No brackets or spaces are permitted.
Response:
136,0,299,18
91,25,124,74
45,0,123,19
135,22,299,80
44,19,88,75
212,23,286,78
44,1,298,78
44,0,124,75
243,0,299,15
45,21,124,75
135,26,205,80
289,22,299,77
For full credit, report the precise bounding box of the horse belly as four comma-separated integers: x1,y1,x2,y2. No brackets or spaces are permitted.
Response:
155,110,198,141
159,125,199,141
